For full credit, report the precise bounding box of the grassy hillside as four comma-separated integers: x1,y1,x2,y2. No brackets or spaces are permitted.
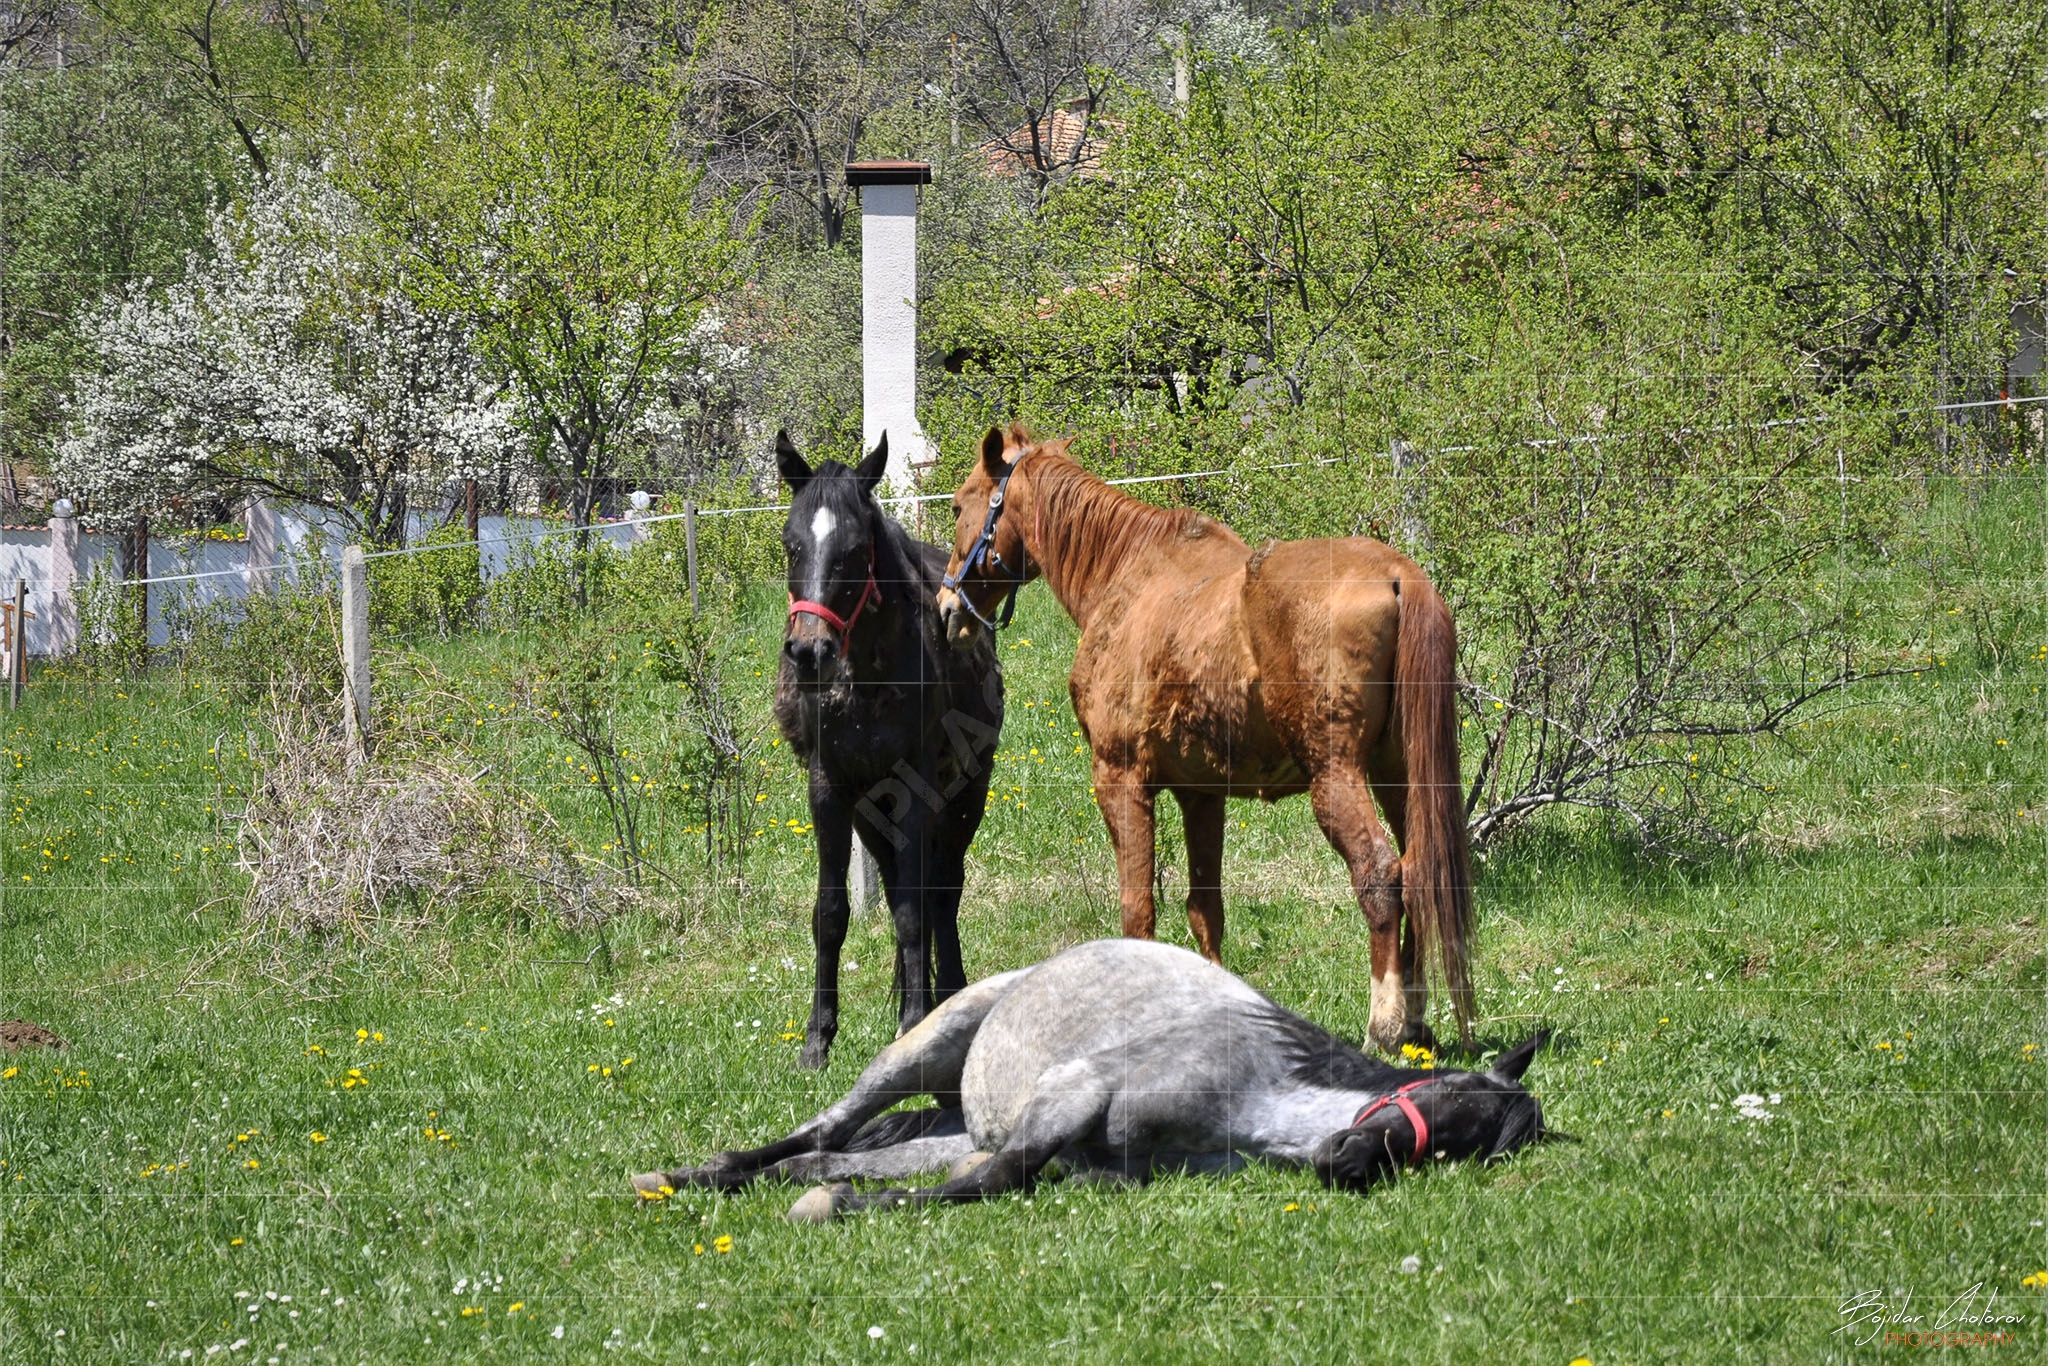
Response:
1,475,2042,1363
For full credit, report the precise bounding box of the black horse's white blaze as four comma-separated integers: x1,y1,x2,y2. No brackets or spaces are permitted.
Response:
632,940,1549,1218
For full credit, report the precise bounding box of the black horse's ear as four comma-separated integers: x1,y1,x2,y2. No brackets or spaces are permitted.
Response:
1488,1030,1549,1084
855,433,889,495
979,425,1010,477
1486,1095,1545,1163
776,430,811,490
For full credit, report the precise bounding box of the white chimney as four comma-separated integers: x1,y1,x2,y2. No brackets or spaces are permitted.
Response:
847,160,935,494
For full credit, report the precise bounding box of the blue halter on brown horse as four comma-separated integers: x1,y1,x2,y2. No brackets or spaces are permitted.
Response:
937,426,1475,1051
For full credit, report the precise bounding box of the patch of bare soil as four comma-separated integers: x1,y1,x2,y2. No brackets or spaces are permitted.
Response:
0,1020,68,1052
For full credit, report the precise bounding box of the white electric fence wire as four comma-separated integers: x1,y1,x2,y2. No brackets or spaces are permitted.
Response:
63,390,2048,590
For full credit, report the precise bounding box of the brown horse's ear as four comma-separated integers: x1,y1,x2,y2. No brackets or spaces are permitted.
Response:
979,426,1011,477
776,430,812,490
855,433,889,495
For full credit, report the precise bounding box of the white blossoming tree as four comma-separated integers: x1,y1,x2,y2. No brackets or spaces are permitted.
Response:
57,161,522,544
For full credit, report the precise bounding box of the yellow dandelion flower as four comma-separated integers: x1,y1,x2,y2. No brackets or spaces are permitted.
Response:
508,1302,524,1314
244,1158,259,1169
310,1132,327,1143
693,1243,704,1256
714,1234,733,1254
1283,1203,1300,1213
230,1238,244,1246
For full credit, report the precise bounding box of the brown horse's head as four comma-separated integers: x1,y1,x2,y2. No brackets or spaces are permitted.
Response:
938,424,1040,649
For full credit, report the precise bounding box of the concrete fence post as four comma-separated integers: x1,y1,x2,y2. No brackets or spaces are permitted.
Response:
8,578,24,708
244,496,277,592
46,503,79,656
340,545,371,748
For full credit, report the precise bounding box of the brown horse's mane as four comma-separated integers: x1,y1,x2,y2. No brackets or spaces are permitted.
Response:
1021,443,1246,615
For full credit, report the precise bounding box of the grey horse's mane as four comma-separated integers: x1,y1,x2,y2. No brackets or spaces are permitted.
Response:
1253,1002,1417,1092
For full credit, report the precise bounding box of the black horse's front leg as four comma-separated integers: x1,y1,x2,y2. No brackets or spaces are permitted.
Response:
881,819,935,1038
802,781,856,1070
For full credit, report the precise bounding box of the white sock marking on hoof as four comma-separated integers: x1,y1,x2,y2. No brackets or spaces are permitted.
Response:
786,1182,855,1224
947,1151,995,1182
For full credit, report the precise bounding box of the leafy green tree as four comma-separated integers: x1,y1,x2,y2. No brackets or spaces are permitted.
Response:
346,32,752,535
0,49,234,495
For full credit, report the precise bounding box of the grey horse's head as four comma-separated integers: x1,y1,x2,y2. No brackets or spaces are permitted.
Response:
1311,1032,1549,1192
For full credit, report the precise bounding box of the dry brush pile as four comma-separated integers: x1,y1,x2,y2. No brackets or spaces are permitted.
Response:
232,705,626,936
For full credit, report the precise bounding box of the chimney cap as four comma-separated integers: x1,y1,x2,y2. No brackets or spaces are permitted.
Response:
846,159,933,186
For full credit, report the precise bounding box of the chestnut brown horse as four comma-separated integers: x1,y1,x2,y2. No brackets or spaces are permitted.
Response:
936,426,1474,1051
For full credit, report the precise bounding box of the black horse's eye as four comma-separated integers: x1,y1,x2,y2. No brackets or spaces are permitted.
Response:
952,501,962,519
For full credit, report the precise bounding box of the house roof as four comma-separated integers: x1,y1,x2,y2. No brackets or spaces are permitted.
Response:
980,105,1109,180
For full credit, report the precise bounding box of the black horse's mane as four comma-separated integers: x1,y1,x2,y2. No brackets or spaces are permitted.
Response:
1254,1001,1427,1092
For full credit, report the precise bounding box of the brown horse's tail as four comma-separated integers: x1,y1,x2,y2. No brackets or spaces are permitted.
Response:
1396,573,1476,1048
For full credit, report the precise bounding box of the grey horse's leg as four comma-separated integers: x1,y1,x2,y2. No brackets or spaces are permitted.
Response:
788,1059,1112,1221
770,1112,976,1185
631,968,1030,1197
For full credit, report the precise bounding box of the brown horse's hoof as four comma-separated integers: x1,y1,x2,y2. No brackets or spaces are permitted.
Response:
787,1182,857,1224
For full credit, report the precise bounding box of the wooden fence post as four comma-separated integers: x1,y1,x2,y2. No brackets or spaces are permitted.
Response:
683,500,701,613
340,546,372,748
1392,437,1431,558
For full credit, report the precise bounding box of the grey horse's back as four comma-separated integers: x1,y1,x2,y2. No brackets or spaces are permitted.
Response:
960,940,1271,1150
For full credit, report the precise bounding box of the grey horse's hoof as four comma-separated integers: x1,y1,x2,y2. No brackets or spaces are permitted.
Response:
630,1170,679,1202
797,1038,831,1071
947,1151,994,1182
787,1182,857,1224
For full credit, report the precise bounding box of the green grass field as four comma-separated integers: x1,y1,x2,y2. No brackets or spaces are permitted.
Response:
2,477,2043,1363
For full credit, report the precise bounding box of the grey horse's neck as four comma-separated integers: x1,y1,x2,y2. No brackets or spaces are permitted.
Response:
1238,1084,1382,1164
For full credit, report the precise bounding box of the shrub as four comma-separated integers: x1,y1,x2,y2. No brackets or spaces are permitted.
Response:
370,522,481,638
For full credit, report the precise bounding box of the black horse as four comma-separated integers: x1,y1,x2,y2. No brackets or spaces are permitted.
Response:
774,431,1004,1069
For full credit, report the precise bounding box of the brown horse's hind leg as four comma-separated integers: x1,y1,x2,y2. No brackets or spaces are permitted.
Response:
1369,762,1431,1046
1309,767,1415,1052
1398,916,1429,1047
1095,763,1158,940
1176,789,1227,962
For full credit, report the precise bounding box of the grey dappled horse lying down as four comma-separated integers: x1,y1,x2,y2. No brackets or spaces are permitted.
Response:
631,940,1549,1221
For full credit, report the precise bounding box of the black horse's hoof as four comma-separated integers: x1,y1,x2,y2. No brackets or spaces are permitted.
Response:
797,1037,832,1070
1400,1021,1440,1054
